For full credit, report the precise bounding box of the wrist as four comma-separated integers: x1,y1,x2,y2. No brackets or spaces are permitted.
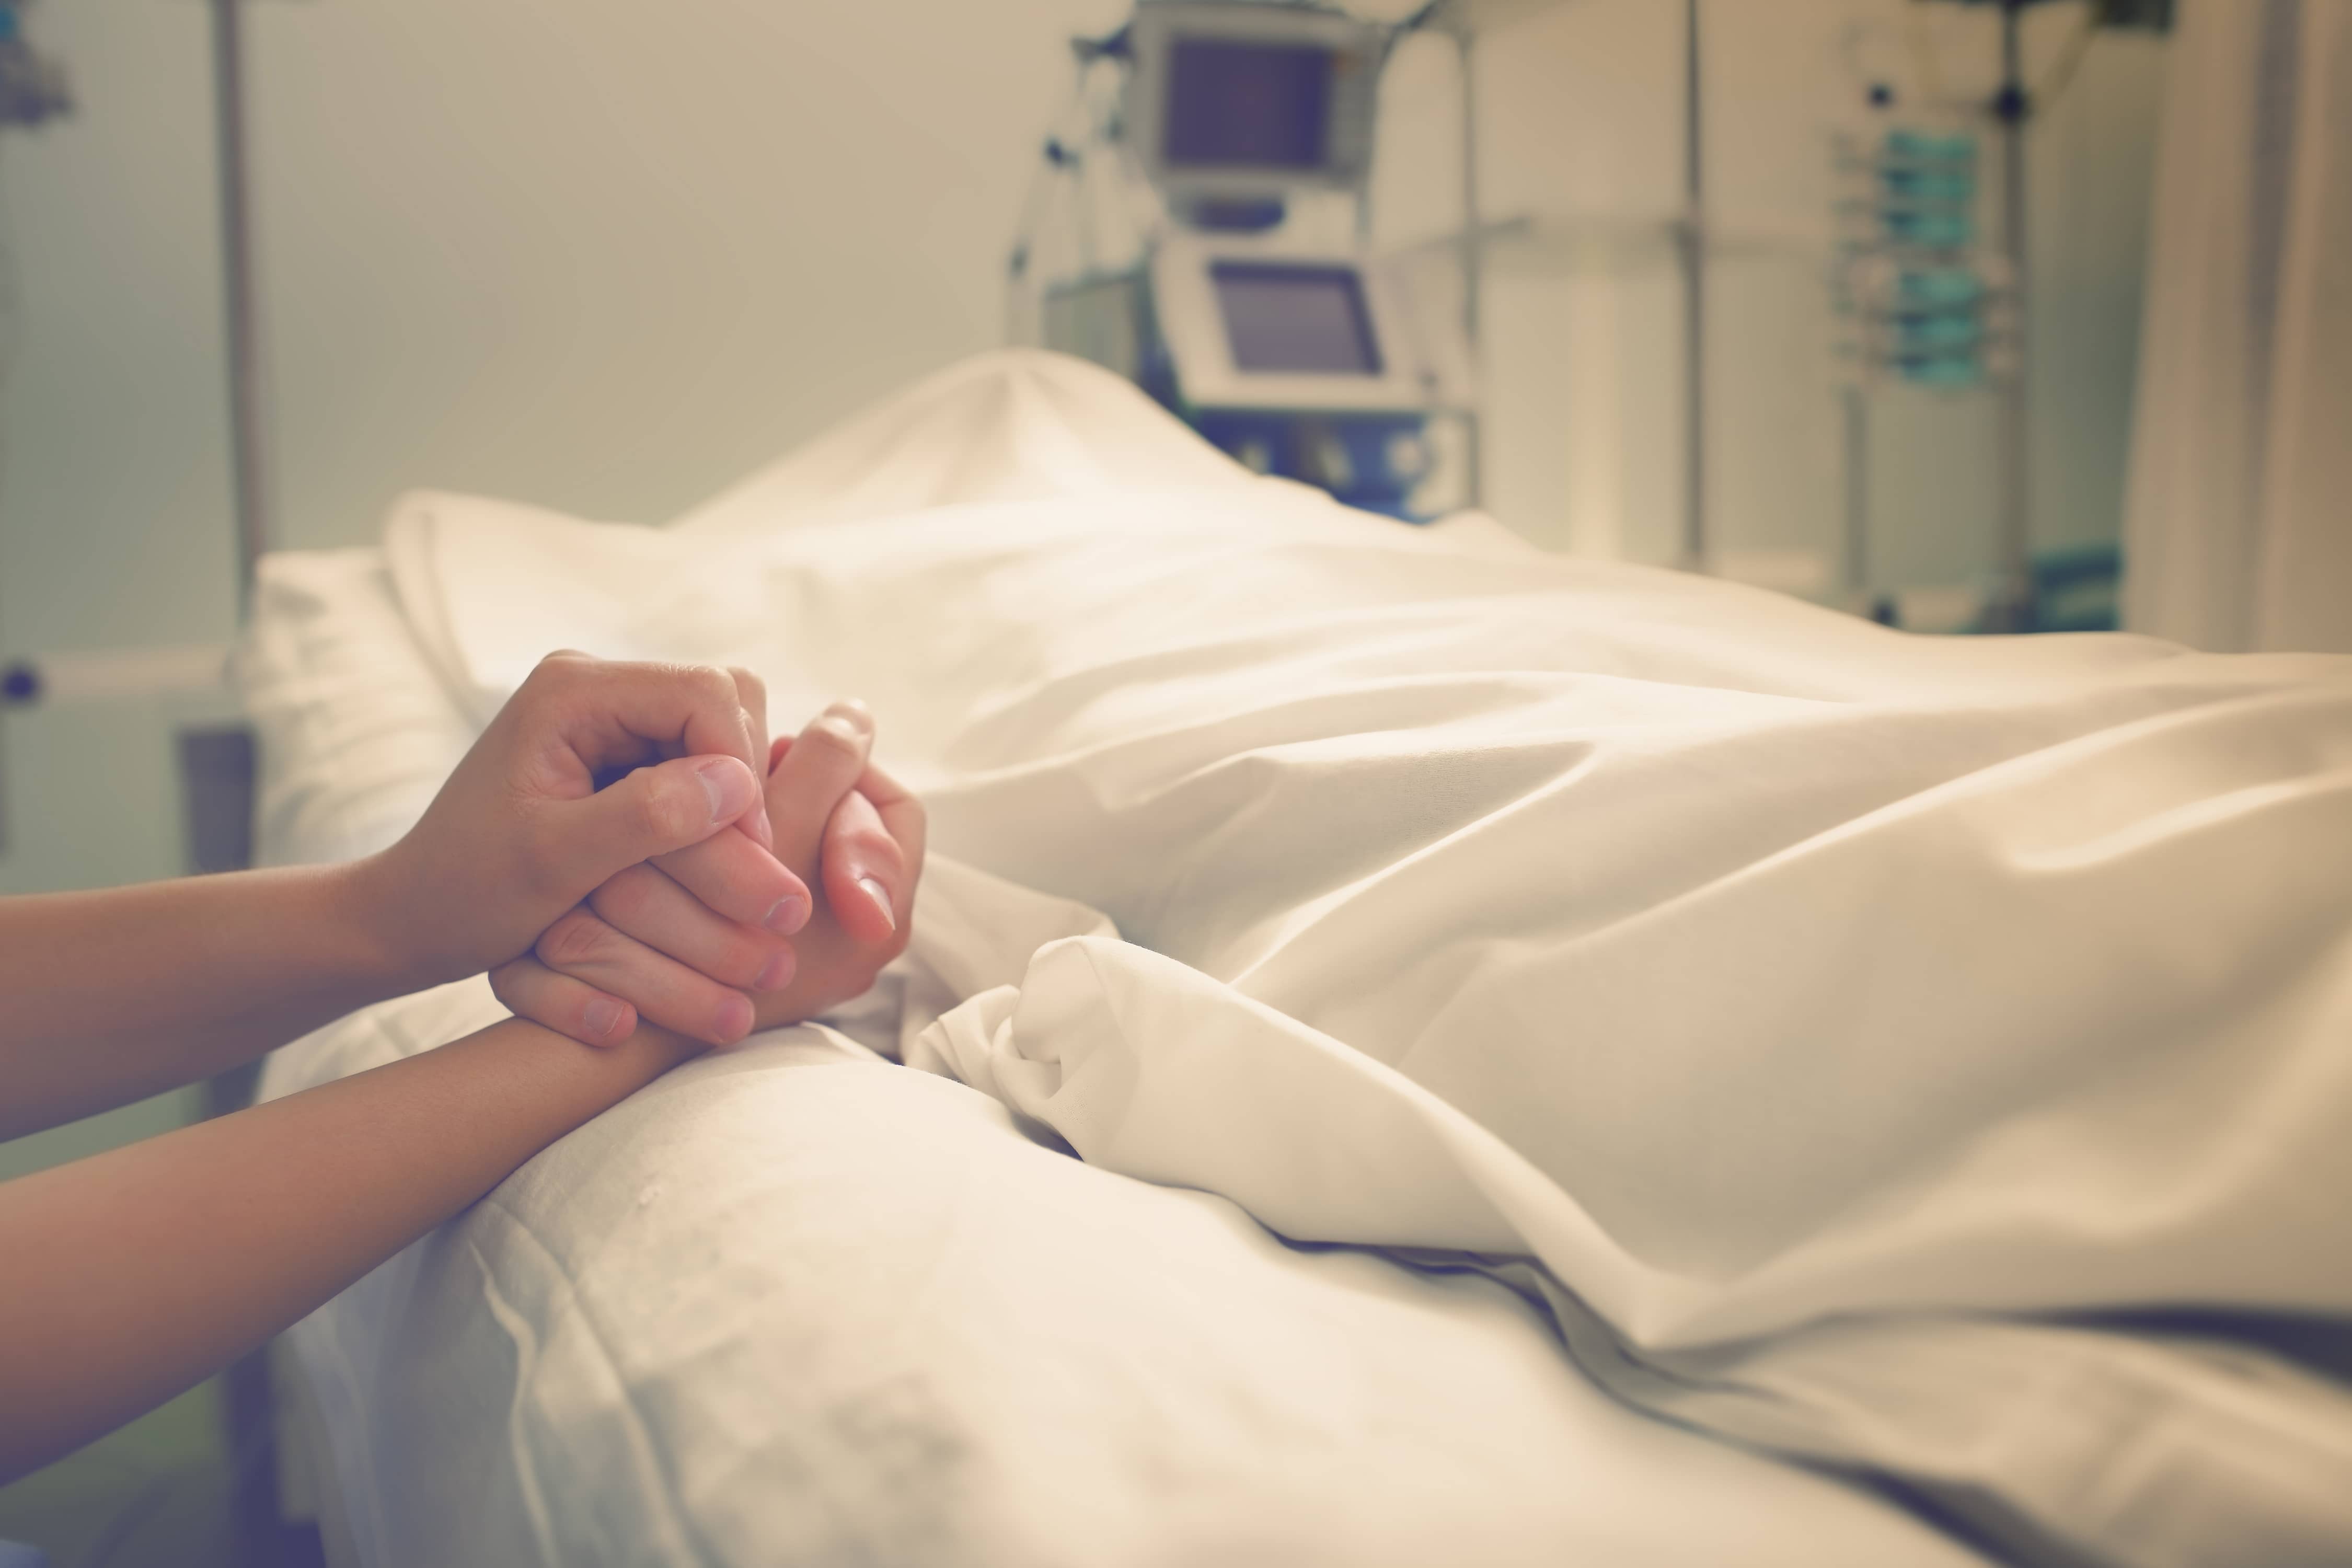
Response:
481,1015,704,1103
615,1019,704,1079
331,851,451,997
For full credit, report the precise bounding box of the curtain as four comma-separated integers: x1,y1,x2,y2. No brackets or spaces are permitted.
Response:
2123,0,2352,652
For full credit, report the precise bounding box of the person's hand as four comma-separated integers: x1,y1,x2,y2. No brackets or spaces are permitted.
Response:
490,701,924,1043
352,652,807,1007
746,702,925,1030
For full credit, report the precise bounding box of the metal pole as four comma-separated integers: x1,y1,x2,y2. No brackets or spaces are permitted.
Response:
1986,0,2034,632
1678,0,1705,572
210,0,269,615
1455,19,1483,508
1842,382,1869,597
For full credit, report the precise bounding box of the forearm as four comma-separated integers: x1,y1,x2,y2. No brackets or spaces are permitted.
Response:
0,1015,694,1481
0,858,425,1138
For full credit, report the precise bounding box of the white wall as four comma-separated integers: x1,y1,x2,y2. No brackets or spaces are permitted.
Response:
248,0,1126,538
1,0,239,900
1,0,1140,674
0,0,2163,905
0,0,1131,903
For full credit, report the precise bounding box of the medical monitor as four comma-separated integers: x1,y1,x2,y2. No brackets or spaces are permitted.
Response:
1148,236,1457,414
1165,40,1332,171
1212,261,1382,376
1127,3,1380,201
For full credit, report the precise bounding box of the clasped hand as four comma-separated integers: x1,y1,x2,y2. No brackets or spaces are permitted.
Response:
358,651,923,1047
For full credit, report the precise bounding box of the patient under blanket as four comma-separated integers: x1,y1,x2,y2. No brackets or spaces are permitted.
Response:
266,350,2352,1568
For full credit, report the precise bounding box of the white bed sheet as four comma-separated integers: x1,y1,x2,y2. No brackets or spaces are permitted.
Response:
238,545,473,869
246,354,1993,1567
372,398,2352,1568
275,979,1986,1568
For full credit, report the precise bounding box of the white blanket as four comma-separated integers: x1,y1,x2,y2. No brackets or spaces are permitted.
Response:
327,351,2352,1565
274,973,1992,1568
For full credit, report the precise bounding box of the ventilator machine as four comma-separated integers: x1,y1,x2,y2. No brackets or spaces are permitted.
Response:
1009,1,1474,520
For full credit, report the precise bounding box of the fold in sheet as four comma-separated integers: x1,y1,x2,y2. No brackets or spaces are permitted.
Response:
372,350,2352,1566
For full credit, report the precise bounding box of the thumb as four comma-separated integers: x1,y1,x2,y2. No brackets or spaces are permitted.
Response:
555,754,763,887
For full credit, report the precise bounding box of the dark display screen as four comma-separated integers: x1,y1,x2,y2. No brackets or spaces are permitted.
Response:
1212,262,1382,376
1163,39,1332,170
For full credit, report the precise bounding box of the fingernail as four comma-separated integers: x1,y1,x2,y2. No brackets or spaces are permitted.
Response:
583,998,625,1041
857,875,896,933
755,949,794,990
694,757,757,826
764,893,809,935
815,701,873,744
813,713,866,747
715,993,755,1043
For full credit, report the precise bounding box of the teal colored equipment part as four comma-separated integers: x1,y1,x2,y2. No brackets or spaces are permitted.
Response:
2032,542,2123,632
1896,267,1985,306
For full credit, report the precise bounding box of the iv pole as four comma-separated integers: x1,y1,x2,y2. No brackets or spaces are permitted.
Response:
1981,0,2035,632
209,0,269,614
1678,0,1706,573
1454,11,1484,510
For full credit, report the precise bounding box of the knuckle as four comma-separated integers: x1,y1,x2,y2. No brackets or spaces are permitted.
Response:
539,909,614,971
588,865,658,926
760,762,793,811
530,650,588,688
839,837,900,883
837,811,897,853
632,775,700,846
514,816,575,904
652,833,732,897
720,935,780,989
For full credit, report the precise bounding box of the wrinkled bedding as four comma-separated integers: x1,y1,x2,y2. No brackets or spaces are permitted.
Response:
257,350,2352,1567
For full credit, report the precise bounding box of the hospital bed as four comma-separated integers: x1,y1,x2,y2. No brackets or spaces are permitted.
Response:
238,350,2352,1568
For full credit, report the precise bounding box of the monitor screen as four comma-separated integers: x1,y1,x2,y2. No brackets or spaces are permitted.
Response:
1163,38,1332,171
1212,262,1383,376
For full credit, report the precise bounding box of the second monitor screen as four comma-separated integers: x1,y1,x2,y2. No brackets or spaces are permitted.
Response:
1211,262,1383,377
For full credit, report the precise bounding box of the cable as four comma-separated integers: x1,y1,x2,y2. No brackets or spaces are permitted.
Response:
1904,0,2109,118
2034,0,2109,109
1393,0,1450,41
1001,54,1105,343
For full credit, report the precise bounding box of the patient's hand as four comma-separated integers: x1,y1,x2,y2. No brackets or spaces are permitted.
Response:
743,703,925,1029
492,701,924,1044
